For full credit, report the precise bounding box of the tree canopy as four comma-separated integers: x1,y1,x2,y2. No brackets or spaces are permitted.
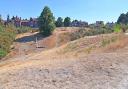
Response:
64,17,71,27
55,17,63,27
117,13,128,24
38,6,56,36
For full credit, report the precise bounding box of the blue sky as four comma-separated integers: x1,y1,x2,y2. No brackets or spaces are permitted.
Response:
0,0,128,23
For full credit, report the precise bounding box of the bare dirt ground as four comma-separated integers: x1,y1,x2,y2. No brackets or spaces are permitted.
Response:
3,32,56,61
1,48,128,89
5,28,80,60
0,32,128,89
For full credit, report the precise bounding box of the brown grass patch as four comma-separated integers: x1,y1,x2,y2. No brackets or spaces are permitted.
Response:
101,34,128,52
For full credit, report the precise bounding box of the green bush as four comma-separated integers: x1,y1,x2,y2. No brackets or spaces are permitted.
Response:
0,24,16,58
69,27,114,42
114,24,121,33
16,26,32,34
0,49,7,58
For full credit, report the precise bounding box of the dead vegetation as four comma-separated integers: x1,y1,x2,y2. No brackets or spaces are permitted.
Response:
5,27,128,61
101,34,128,52
1,28,128,89
57,33,123,55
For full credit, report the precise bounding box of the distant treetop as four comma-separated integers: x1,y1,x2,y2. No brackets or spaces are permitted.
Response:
117,12,128,24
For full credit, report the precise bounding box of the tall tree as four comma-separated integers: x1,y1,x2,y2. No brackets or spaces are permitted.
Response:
0,15,3,26
0,15,1,20
117,13,128,24
11,16,15,20
7,14,10,23
64,17,71,27
55,17,63,27
38,6,56,36
0,15,2,22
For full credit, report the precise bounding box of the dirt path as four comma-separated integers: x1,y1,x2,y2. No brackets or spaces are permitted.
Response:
5,32,50,60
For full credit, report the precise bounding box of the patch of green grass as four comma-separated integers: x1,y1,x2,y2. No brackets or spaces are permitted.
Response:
114,24,121,33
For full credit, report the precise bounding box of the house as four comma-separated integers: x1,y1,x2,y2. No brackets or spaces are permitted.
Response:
96,21,104,27
21,20,29,27
9,16,39,28
106,22,115,28
71,20,88,27
28,18,38,28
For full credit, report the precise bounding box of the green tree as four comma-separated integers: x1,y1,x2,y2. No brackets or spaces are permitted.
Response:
64,17,71,27
0,15,2,22
7,14,10,23
0,15,3,26
55,17,63,27
38,6,56,36
117,13,128,24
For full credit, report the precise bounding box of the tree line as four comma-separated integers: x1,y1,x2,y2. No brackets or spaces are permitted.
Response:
1,6,127,58
38,6,122,37
38,6,76,36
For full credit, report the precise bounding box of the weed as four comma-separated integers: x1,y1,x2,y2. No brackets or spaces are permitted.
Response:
101,39,111,47
101,36,118,47
62,43,77,53
85,47,93,54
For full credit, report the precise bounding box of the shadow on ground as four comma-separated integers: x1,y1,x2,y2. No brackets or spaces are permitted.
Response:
15,33,44,43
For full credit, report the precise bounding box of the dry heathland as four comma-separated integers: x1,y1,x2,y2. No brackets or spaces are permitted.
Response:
0,27,128,89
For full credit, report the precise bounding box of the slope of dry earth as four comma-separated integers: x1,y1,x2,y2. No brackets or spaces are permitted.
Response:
0,32,128,89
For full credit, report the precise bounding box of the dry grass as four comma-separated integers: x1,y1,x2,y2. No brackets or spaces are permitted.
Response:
56,33,128,57
102,34,128,52
11,30,128,60
1,31,128,89
17,32,128,59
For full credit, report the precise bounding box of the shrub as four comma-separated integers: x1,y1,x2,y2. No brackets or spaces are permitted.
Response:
56,27,114,47
114,24,121,33
16,26,32,34
0,24,16,58
69,27,114,42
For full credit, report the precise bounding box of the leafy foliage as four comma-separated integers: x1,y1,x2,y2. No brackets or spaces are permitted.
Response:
71,27,114,40
38,6,56,36
16,26,32,34
117,12,128,24
64,17,71,27
0,24,16,58
114,24,121,33
55,17,63,27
